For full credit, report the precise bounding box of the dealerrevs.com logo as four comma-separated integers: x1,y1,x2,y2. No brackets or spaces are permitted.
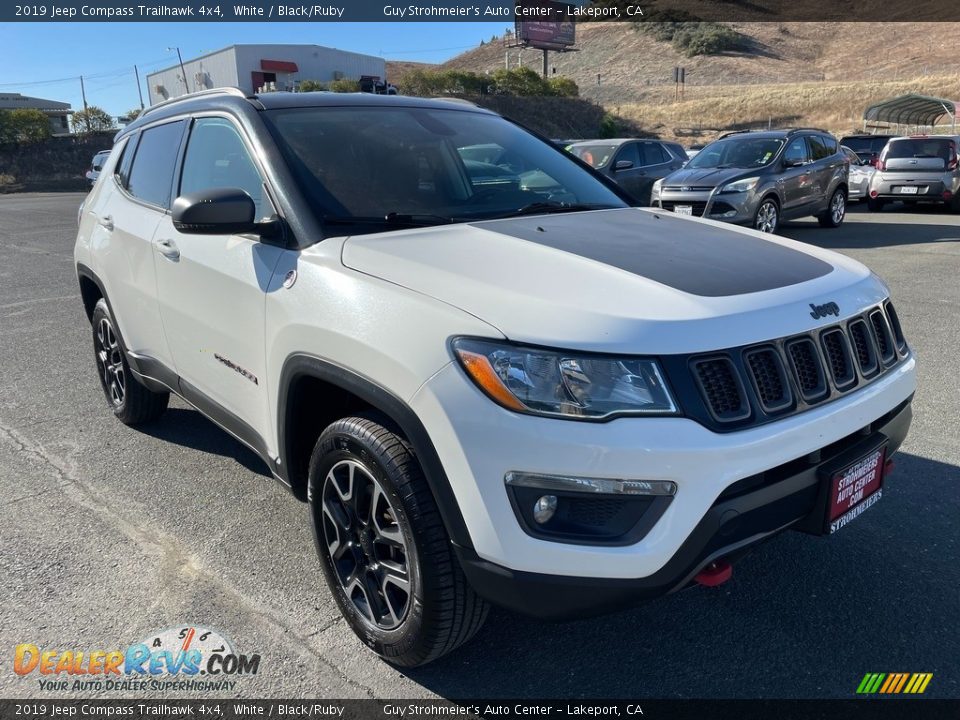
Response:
13,626,261,692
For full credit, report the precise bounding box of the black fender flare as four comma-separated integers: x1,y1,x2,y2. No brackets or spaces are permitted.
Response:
277,353,474,550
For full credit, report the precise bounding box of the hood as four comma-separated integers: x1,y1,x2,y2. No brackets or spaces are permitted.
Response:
662,166,753,188
341,208,884,354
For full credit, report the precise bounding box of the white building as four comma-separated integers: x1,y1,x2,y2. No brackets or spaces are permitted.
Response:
146,44,386,104
0,93,71,135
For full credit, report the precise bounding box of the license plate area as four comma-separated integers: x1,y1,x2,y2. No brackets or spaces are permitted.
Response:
826,446,886,534
674,205,693,215
898,186,919,194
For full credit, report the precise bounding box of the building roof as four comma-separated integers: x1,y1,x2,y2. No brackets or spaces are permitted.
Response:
0,93,70,111
863,94,958,127
145,43,384,80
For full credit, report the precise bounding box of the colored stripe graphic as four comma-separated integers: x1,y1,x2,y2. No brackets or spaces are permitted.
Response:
857,672,933,694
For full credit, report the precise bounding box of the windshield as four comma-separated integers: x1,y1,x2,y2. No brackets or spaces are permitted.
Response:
567,143,619,169
263,107,627,230
687,137,784,169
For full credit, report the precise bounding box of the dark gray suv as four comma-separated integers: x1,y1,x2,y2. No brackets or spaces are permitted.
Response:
566,138,687,205
652,129,849,234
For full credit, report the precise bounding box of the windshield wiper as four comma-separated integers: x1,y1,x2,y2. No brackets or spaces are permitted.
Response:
489,202,618,219
322,212,455,228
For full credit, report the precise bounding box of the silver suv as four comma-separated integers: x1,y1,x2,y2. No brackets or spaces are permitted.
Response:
867,135,960,212
652,129,849,234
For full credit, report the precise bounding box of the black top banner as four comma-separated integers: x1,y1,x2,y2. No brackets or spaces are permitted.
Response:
5,0,960,23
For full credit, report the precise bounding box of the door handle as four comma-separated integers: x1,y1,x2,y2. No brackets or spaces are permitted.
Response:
154,238,180,260
98,215,114,231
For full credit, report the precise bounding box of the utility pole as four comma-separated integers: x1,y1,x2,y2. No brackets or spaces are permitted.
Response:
168,47,191,94
542,48,548,78
79,75,89,132
133,64,145,109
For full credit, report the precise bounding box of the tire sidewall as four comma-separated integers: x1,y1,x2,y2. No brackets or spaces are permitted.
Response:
91,300,130,417
308,428,428,662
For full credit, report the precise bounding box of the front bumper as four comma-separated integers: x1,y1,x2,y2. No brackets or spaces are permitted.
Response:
455,397,912,619
653,188,756,224
410,353,916,582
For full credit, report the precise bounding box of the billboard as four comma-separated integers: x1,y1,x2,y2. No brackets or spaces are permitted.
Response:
514,1,576,50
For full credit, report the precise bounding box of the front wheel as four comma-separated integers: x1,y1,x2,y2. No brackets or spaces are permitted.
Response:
818,188,846,228
308,415,488,666
753,197,779,233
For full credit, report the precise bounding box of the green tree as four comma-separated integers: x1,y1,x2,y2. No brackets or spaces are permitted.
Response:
0,109,51,143
299,79,328,92
547,76,579,97
72,106,114,134
120,107,142,124
491,67,551,96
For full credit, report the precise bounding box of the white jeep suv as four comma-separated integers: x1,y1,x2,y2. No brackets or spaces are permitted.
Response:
75,89,916,666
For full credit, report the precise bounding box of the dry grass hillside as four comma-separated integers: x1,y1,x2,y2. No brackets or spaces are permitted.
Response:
432,22,960,140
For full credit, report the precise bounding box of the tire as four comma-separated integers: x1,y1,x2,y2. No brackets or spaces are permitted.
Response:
818,188,846,228
91,299,169,426
753,197,779,234
867,198,885,212
308,415,488,667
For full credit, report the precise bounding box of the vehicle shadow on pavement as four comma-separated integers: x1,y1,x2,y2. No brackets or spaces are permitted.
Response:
782,204,960,249
136,407,272,478
401,451,959,699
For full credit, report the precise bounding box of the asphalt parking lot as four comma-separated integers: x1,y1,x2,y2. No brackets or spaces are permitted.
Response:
0,193,957,700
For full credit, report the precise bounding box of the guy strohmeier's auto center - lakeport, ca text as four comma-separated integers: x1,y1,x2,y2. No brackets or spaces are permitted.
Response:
15,2,642,19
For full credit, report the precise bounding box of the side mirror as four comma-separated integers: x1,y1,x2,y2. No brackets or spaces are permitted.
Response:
783,157,805,168
614,160,634,171
93,165,102,172
172,187,256,235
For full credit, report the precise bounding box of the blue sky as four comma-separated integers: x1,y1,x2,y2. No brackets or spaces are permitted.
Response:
6,22,508,116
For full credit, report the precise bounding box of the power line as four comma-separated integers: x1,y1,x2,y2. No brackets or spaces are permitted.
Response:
0,57,171,89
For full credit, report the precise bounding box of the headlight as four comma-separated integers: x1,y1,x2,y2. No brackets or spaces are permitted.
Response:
452,338,678,419
651,178,663,199
720,177,759,193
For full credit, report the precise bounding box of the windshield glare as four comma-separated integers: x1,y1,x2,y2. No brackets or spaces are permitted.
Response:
687,137,784,169
264,107,627,229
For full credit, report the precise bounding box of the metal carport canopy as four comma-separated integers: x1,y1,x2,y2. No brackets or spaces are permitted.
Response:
863,94,957,127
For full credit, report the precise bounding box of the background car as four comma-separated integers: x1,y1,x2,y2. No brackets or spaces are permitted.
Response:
867,134,960,212
84,150,111,186
651,128,849,234
842,144,876,201
566,138,687,204
839,133,896,166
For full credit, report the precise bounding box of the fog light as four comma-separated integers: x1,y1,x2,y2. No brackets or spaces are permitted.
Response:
533,495,558,524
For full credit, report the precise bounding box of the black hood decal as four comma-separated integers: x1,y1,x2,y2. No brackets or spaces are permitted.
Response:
470,209,832,297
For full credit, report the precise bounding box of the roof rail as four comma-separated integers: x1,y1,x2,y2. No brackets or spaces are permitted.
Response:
430,97,478,107
718,130,753,139
139,86,254,119
785,127,832,135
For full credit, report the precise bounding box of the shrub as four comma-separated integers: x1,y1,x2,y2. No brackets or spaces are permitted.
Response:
0,109,51,144
328,79,359,93
634,11,748,57
547,76,580,97
299,79,328,92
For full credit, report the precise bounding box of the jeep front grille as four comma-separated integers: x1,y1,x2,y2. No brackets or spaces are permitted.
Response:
672,302,909,432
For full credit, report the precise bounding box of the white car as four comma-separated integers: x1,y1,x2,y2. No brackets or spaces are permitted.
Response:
75,89,916,666
842,144,876,201
84,150,111,186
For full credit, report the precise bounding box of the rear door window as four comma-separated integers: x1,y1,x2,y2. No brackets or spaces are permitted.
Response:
126,120,186,209
808,136,832,161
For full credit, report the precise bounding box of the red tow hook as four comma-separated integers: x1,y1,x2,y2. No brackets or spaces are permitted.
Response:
694,559,732,587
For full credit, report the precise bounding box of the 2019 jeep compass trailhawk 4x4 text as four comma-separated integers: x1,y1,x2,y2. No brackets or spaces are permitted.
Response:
75,89,915,666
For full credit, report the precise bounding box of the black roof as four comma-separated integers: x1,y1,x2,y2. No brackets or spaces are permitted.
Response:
119,89,494,141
